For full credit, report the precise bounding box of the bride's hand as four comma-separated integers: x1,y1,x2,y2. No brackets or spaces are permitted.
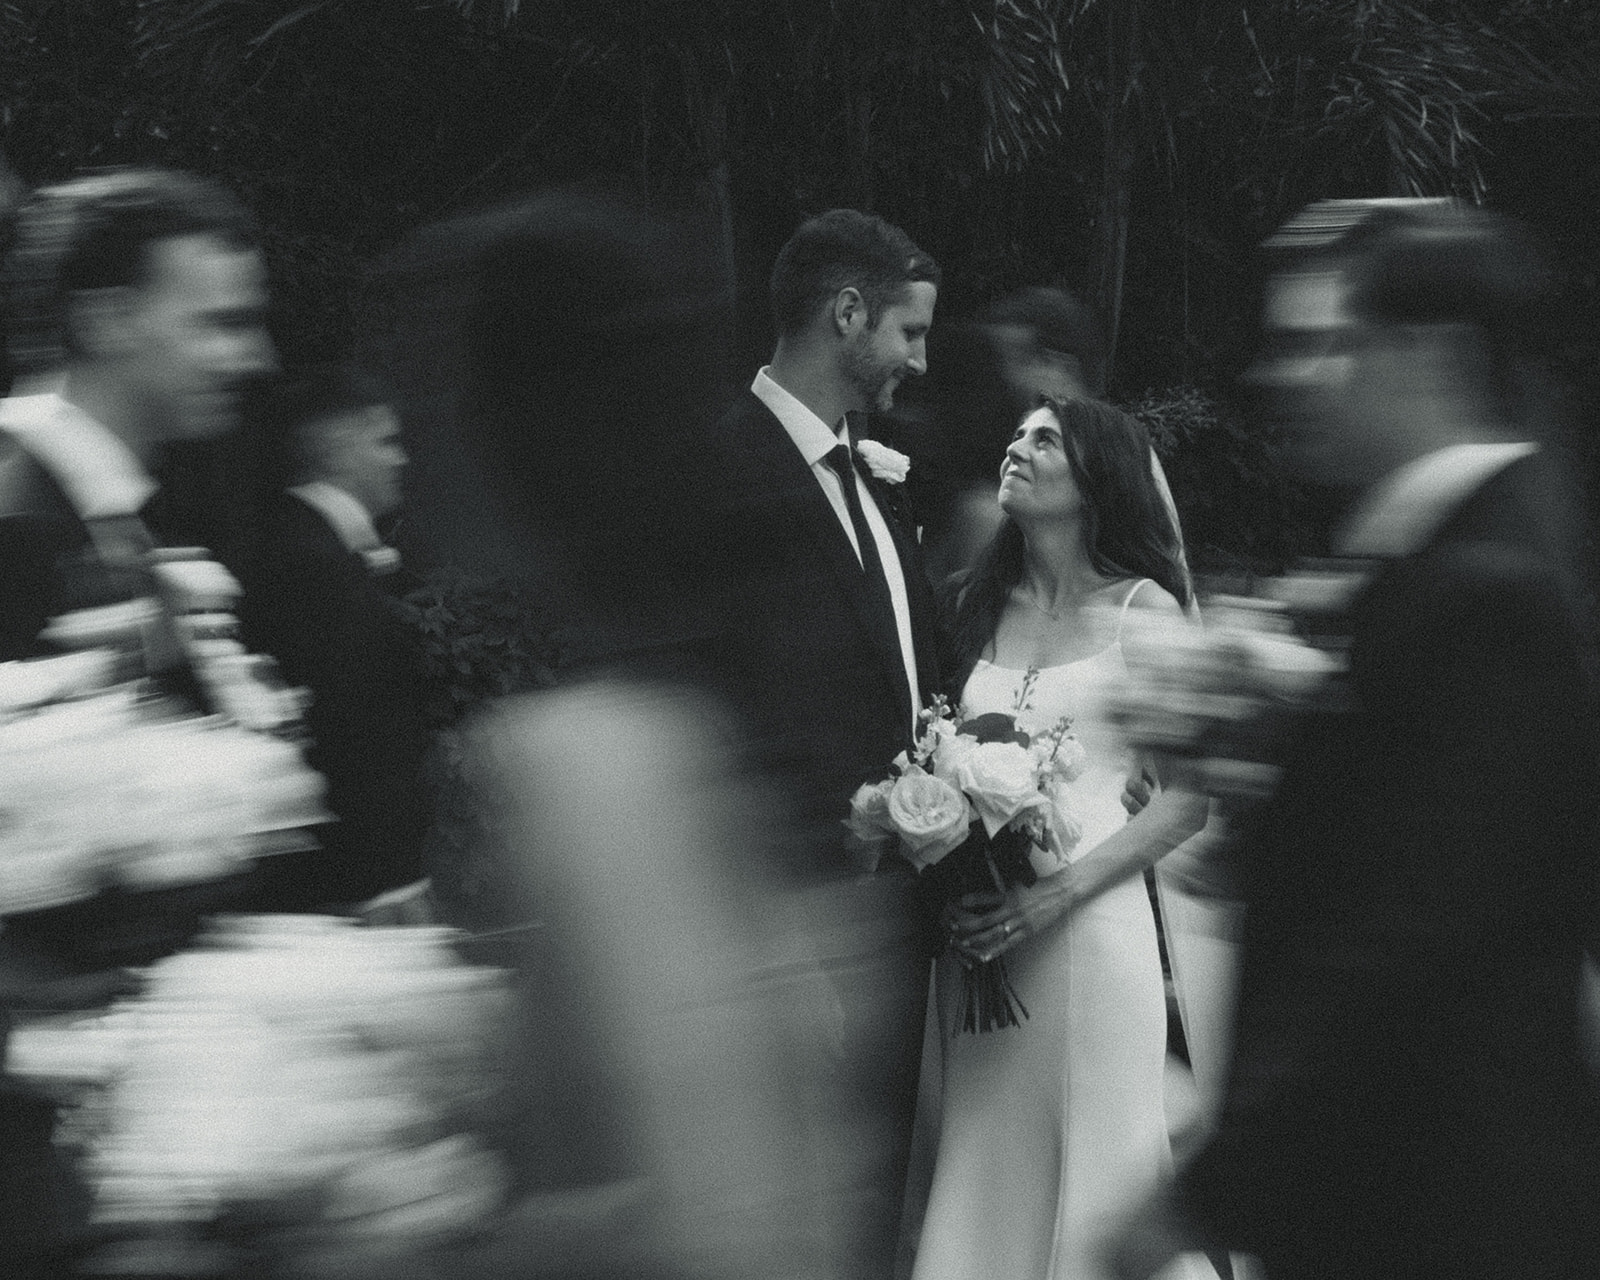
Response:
946,876,1075,964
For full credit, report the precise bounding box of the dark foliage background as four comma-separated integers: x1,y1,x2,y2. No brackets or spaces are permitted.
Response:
1,0,1596,679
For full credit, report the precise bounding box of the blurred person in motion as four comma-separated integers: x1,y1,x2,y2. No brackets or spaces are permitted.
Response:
918,395,1209,1280
0,166,276,1280
341,189,856,1280
711,208,945,1279
1110,199,1600,1280
0,166,276,663
236,365,433,916
912,287,1107,584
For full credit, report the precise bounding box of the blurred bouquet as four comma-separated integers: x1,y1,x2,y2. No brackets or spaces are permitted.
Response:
0,546,328,919
0,670,327,917
845,694,1086,1033
1105,567,1365,803
9,915,511,1276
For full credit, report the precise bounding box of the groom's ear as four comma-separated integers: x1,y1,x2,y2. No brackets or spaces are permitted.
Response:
832,287,867,337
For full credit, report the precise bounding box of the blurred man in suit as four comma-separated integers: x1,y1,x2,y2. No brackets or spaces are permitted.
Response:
238,366,432,913
1113,200,1600,1280
0,165,277,1280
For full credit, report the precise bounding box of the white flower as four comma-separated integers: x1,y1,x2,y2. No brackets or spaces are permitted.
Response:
855,439,911,485
930,731,979,790
844,779,897,847
1039,734,1088,785
955,741,1046,837
885,770,973,869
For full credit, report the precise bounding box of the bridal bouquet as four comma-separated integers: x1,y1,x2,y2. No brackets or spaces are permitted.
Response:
1104,570,1359,801
846,695,1086,1032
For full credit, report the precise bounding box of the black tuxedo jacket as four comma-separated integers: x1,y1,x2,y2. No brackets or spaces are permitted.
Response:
712,389,942,882
1182,452,1600,1277
236,492,432,908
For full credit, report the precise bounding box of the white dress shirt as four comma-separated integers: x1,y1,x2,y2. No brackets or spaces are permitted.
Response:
0,392,159,519
288,481,401,575
752,368,920,731
1338,442,1539,558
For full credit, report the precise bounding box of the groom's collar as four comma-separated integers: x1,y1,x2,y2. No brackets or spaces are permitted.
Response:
1337,441,1538,558
752,367,851,466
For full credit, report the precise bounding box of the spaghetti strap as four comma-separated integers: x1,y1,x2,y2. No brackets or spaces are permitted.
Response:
1115,578,1154,643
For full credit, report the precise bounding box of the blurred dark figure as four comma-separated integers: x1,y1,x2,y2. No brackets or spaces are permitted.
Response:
909,288,1113,584
712,209,945,1279
346,189,855,1280
1112,199,1600,1280
236,365,432,913
0,166,276,1280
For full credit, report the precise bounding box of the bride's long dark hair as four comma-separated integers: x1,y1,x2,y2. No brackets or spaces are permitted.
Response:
944,395,1192,696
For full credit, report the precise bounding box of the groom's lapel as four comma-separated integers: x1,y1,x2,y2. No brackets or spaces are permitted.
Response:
740,397,913,712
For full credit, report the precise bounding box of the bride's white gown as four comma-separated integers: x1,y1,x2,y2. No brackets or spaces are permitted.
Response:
912,618,1210,1280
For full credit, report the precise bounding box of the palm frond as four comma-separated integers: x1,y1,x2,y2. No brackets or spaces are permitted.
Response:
973,0,1073,171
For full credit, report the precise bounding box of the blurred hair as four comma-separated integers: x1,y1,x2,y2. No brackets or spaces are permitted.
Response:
267,363,394,484
1268,198,1551,424
769,208,940,337
3,167,260,374
983,286,1107,398
444,189,732,623
945,396,1191,692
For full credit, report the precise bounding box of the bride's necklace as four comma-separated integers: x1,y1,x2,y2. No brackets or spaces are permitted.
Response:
1018,588,1069,621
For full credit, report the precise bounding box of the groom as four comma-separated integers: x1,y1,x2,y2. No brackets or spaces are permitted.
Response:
1113,200,1600,1280
713,208,943,1278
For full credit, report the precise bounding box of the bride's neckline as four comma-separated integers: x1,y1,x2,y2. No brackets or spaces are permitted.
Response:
975,643,1119,675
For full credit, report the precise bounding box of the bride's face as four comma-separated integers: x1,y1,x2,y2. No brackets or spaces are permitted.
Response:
999,406,1081,520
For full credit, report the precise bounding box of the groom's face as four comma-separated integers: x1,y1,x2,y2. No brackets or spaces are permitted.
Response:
842,281,936,413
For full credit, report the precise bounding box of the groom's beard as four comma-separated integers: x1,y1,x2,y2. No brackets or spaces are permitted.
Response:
842,341,904,415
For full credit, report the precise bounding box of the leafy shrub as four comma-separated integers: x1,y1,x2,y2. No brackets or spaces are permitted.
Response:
398,566,570,925
1125,385,1326,580
399,566,569,732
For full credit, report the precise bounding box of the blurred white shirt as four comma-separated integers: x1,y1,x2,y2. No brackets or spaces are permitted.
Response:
1339,441,1538,558
0,391,157,518
288,480,401,575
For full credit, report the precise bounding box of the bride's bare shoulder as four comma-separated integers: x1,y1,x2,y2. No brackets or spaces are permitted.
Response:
1118,578,1188,623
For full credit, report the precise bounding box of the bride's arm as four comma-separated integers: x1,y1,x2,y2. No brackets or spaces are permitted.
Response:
952,584,1207,962
952,776,1206,963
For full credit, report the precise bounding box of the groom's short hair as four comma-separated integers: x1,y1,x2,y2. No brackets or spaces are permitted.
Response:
770,209,939,338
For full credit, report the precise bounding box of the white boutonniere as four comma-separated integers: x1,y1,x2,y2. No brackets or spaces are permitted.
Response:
854,439,911,485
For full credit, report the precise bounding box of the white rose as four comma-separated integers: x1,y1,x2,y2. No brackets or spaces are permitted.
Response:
1044,735,1089,784
844,779,897,847
929,732,979,790
955,741,1046,836
885,771,973,869
854,439,911,484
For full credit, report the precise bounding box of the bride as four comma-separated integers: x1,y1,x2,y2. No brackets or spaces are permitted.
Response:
913,395,1211,1280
